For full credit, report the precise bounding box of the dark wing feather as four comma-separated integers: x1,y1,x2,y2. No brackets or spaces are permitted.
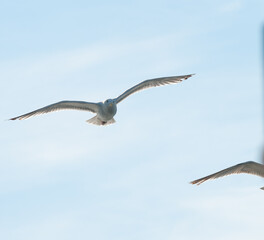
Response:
10,100,99,120
115,74,194,104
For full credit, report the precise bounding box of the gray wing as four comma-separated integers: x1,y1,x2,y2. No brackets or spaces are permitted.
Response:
114,74,194,104
10,100,99,120
190,161,264,185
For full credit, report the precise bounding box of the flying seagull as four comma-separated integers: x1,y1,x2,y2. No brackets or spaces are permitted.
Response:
10,74,193,125
190,161,264,190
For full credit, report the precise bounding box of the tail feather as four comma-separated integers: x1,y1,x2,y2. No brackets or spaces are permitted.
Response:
86,116,115,126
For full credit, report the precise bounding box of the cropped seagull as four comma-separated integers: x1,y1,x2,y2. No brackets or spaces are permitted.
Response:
190,161,264,190
10,74,194,125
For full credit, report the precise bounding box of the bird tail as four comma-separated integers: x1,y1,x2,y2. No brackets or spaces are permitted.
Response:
86,116,116,126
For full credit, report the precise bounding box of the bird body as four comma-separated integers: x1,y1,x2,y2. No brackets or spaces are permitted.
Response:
190,161,264,190
87,99,117,125
10,74,193,125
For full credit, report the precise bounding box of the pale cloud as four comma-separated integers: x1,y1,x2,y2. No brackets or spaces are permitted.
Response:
168,188,264,240
220,0,243,13
0,35,185,82
0,43,121,86
8,213,76,240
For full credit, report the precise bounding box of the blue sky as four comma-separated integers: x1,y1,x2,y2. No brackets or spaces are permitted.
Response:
1,0,264,239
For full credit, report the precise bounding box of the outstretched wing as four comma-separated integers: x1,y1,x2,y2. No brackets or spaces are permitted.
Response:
190,161,264,185
114,74,194,104
10,100,99,120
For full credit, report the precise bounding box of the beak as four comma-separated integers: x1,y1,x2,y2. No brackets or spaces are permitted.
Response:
109,103,113,107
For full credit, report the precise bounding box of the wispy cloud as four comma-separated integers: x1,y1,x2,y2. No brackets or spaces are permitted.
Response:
8,213,76,240
0,33,195,88
169,188,264,240
220,0,243,13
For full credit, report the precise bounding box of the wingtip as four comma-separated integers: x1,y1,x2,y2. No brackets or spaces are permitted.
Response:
9,116,22,120
184,74,195,80
189,180,199,185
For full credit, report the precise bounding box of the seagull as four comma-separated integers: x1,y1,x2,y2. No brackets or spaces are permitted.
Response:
10,74,193,125
190,161,264,190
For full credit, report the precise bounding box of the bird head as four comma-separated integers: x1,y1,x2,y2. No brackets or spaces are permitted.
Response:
104,99,114,107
